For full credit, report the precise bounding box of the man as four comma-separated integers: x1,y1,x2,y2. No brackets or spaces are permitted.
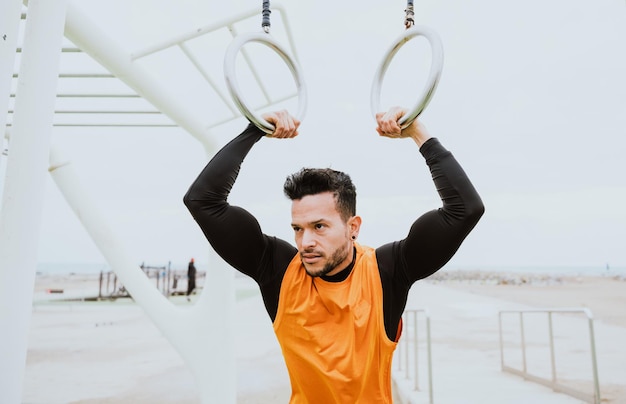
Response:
184,107,484,403
187,257,196,301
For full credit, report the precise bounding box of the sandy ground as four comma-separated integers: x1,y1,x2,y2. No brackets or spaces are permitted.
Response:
427,270,626,328
406,273,626,404
20,271,626,403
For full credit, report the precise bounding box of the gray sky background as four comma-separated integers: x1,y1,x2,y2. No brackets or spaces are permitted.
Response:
16,0,625,271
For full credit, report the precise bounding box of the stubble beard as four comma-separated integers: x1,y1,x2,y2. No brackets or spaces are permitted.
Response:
303,242,351,278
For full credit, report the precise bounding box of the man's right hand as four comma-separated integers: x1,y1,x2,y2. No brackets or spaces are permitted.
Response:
375,106,432,148
262,110,301,139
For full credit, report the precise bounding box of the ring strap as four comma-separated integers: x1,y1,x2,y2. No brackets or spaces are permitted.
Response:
404,0,415,29
262,0,271,32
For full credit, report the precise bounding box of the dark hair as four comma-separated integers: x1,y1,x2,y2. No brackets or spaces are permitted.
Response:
283,168,356,221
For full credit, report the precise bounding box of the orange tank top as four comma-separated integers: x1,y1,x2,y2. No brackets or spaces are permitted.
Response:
273,243,398,403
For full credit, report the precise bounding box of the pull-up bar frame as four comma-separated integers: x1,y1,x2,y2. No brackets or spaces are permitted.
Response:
130,4,300,130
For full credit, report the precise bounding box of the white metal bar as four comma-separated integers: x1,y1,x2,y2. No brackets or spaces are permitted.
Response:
396,309,434,403
502,308,595,315
17,47,81,53
548,312,557,383
587,318,601,404
177,42,238,115
9,93,142,98
13,73,116,78
63,3,215,150
404,312,409,378
51,124,178,127
252,91,299,111
0,1,68,402
130,8,262,60
131,4,295,61
426,313,433,404
58,73,115,78
130,3,299,132
49,145,236,404
397,315,404,371
498,312,505,370
49,110,162,114
0,0,23,201
55,94,141,98
413,310,419,391
499,308,601,404
0,0,22,127
520,312,527,373
131,3,298,61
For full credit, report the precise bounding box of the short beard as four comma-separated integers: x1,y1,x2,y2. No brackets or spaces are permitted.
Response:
303,242,351,278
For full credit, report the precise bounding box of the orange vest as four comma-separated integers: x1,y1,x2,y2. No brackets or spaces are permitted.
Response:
273,243,398,403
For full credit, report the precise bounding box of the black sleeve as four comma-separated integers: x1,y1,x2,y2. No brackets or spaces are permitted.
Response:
402,137,484,281
183,124,296,319
377,137,484,340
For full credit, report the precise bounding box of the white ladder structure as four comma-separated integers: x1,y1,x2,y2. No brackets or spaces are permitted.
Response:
0,1,299,403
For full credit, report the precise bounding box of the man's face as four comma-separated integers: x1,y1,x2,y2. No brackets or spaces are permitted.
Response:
291,192,360,277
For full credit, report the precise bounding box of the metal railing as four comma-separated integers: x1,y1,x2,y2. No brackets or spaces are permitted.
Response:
395,309,434,403
498,308,601,403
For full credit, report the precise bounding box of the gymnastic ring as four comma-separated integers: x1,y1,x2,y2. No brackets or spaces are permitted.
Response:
371,26,444,129
224,32,307,134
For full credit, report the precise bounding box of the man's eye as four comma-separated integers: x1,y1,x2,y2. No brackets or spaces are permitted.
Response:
315,224,325,230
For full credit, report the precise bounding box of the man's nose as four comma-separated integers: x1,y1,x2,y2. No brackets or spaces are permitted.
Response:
301,229,317,248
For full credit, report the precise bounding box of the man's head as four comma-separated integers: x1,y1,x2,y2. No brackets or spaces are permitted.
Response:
283,168,356,220
284,168,361,278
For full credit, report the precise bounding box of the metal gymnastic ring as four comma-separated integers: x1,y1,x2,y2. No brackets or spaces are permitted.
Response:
371,26,444,129
224,32,307,134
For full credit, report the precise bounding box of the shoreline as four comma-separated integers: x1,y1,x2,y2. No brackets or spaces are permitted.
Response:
31,269,626,329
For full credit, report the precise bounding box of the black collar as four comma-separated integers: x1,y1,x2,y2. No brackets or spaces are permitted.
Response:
320,247,357,283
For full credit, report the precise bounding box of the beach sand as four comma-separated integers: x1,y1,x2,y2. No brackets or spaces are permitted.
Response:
427,270,626,328
21,271,626,403
404,271,626,404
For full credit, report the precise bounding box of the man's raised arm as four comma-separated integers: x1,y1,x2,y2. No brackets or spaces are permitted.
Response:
183,112,300,277
183,124,268,276
376,108,485,283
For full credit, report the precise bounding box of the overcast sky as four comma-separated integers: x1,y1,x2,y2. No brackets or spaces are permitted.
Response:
7,0,625,271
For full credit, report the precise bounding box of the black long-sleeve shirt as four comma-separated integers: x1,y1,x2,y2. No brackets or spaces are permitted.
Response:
184,124,484,340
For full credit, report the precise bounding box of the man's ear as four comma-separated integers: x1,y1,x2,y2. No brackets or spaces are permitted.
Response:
348,215,362,236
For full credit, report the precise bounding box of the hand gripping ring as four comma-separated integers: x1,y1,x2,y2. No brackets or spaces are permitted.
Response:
224,32,307,134
371,26,444,129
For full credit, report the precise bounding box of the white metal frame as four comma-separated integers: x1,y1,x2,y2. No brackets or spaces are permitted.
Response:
1,3,300,404
131,4,300,131
0,1,68,402
498,308,601,404
395,308,434,403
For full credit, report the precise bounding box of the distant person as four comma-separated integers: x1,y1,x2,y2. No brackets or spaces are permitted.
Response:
187,258,196,301
184,107,484,402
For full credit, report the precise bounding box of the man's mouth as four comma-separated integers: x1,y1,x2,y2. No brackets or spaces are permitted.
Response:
301,252,322,264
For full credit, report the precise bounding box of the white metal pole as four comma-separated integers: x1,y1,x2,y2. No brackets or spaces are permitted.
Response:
0,132,9,209
0,0,23,205
53,5,236,402
0,0,22,132
61,6,235,397
49,146,236,404
0,1,67,403
200,142,237,404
